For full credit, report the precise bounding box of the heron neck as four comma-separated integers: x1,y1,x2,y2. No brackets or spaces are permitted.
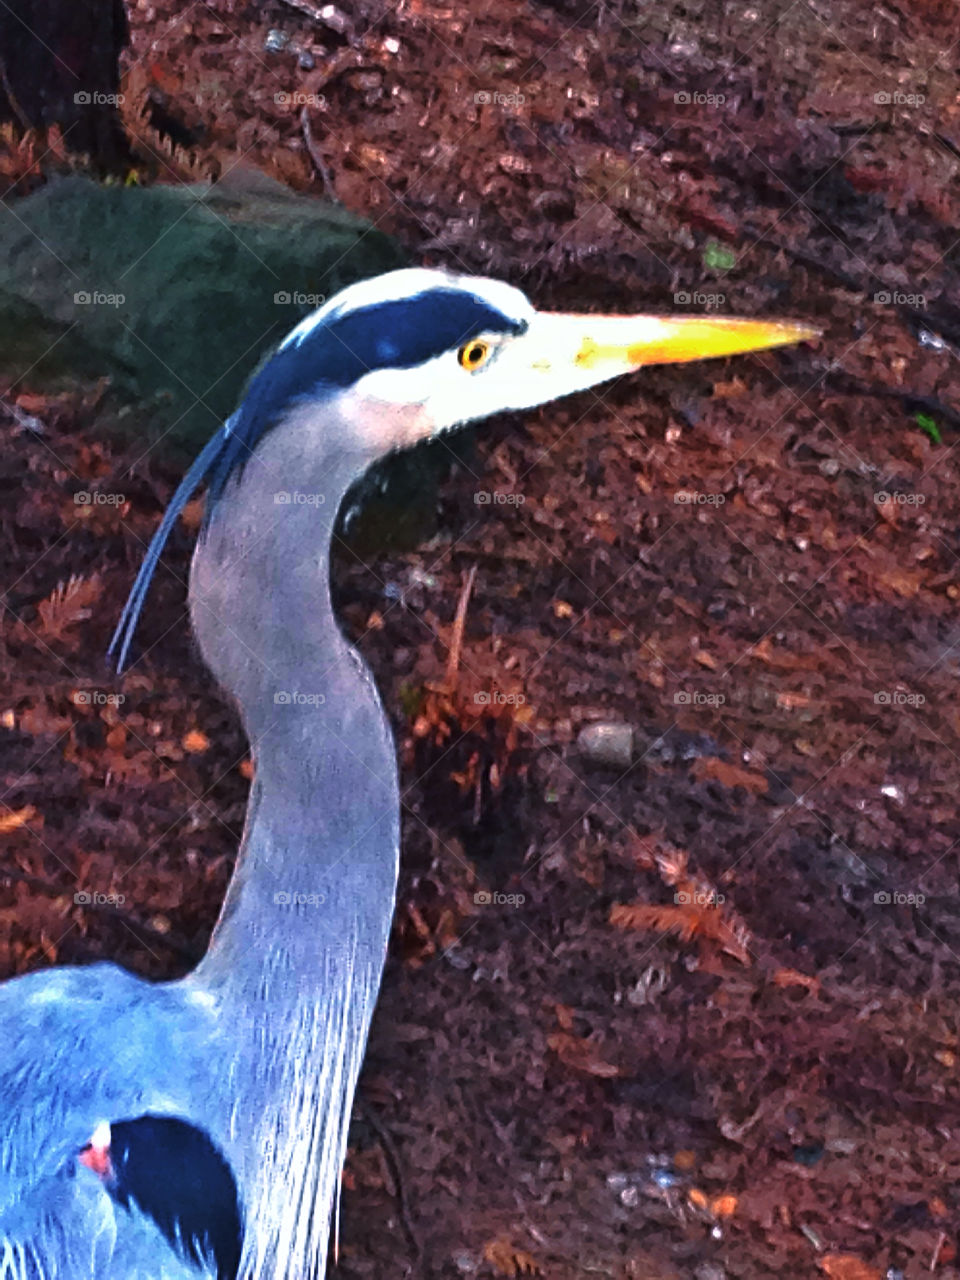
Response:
175,413,401,1278
184,417,400,996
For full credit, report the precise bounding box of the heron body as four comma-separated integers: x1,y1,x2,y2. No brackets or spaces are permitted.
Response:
0,268,816,1278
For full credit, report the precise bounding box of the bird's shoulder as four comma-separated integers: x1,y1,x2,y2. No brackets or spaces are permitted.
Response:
0,963,221,1202
0,963,231,1277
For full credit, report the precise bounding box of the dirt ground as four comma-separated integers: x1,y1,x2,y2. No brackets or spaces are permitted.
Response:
3,0,960,1277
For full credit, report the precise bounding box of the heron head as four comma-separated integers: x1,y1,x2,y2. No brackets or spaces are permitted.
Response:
254,267,818,458
109,267,818,671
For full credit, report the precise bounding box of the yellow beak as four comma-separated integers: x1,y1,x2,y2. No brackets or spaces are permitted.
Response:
497,310,820,411
554,312,821,372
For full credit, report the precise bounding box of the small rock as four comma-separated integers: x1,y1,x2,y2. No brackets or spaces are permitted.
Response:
918,329,945,350
577,722,634,769
318,4,352,33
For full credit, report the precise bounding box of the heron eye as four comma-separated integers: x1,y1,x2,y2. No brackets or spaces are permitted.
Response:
458,339,490,371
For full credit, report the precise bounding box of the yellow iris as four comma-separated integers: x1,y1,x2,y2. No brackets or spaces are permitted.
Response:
458,339,491,371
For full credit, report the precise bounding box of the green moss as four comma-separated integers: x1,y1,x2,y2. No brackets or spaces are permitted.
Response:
0,173,406,452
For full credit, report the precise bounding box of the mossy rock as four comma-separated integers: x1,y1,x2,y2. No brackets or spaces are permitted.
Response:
0,172,471,550
0,171,407,450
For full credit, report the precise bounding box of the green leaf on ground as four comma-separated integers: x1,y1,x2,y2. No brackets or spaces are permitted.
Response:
915,412,942,443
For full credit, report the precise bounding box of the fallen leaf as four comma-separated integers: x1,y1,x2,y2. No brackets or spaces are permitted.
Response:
876,567,923,598
554,1003,575,1031
15,392,49,414
772,968,820,993
936,1237,957,1266
0,806,36,834
20,703,72,736
182,730,210,754
820,1255,882,1280
712,377,748,398
483,1238,542,1276
750,637,820,671
36,575,102,639
610,900,752,966
547,1031,620,1078
776,691,811,709
692,757,769,795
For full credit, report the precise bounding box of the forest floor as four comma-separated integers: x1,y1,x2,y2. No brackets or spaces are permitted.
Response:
3,0,960,1276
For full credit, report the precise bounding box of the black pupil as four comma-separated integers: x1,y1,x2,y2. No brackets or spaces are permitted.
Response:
468,344,483,364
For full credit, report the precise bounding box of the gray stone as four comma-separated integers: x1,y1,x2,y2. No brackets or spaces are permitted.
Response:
0,172,405,451
577,722,635,769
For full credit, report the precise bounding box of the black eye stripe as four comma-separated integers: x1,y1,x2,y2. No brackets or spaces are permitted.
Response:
204,294,526,505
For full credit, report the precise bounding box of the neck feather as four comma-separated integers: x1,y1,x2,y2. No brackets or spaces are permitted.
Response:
182,405,400,1277
187,406,400,986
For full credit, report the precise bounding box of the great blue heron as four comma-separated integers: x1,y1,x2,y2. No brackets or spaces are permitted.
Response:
0,268,816,1278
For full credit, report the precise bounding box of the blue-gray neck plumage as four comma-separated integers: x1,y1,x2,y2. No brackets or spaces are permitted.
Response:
186,399,400,1278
